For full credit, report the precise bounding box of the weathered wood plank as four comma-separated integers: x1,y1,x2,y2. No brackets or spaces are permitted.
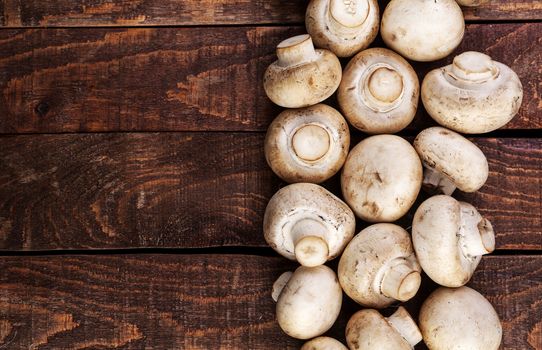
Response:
0,134,539,251
0,0,540,27
0,255,539,349
0,23,540,134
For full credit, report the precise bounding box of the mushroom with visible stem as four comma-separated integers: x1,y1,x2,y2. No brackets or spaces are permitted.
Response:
301,337,348,350
273,265,342,340
264,183,356,267
412,195,495,287
341,135,422,222
422,51,523,134
263,34,342,108
414,126,489,195
305,0,379,57
346,307,422,350
265,104,350,184
419,286,502,350
339,223,422,308
381,0,465,62
338,48,419,134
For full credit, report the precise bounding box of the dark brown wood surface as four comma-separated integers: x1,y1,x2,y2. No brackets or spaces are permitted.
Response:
0,134,540,251
0,0,541,27
0,255,539,349
0,23,540,134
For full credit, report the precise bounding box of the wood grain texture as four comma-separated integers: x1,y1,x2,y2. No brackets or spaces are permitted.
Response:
0,255,539,349
0,0,540,27
0,133,539,251
0,23,540,134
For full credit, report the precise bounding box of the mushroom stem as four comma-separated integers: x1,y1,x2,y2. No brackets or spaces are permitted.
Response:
272,271,293,302
276,34,318,67
328,0,369,29
422,166,457,195
381,261,421,302
386,307,423,347
459,204,495,258
295,236,330,267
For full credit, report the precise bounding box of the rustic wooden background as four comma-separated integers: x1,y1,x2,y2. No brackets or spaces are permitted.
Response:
0,0,540,349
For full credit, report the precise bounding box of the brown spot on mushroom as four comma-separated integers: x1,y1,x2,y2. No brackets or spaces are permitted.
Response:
439,130,450,135
390,33,397,41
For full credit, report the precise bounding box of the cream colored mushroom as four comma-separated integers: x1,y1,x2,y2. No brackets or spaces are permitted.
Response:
420,286,502,350
339,224,421,308
263,34,342,108
305,0,379,57
264,183,356,267
338,48,419,134
346,307,422,350
341,135,422,222
422,51,523,133
412,195,495,287
265,104,350,183
273,265,342,340
301,337,348,350
414,127,488,195
381,0,464,62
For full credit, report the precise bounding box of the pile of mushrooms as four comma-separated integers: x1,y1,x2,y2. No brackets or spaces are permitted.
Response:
260,0,522,348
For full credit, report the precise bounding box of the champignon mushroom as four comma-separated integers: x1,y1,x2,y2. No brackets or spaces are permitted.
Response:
346,307,422,350
422,51,523,133
301,336,348,350
339,224,421,308
264,183,356,267
414,127,488,195
341,135,422,222
419,286,502,350
412,195,495,287
263,34,342,108
265,104,350,183
305,0,379,57
338,48,419,134
381,0,464,62
273,265,342,340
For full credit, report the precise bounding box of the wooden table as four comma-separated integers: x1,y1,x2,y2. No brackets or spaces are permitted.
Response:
0,1,540,349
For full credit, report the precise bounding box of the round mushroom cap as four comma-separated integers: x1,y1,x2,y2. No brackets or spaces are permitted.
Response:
381,0,464,62
341,135,422,222
414,127,489,193
346,307,421,350
420,286,502,350
265,104,350,183
305,0,379,57
276,265,342,339
264,34,342,108
412,195,495,287
339,223,421,308
338,48,419,134
264,183,356,264
422,51,523,133
301,337,348,350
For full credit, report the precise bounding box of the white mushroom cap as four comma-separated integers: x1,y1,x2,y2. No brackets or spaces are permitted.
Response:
338,48,419,134
301,337,348,350
341,135,422,222
263,34,342,108
422,51,523,133
420,286,502,350
339,224,421,308
414,127,489,195
264,183,356,267
381,0,465,62
346,307,423,350
412,195,496,287
305,0,379,57
265,104,350,184
274,265,343,340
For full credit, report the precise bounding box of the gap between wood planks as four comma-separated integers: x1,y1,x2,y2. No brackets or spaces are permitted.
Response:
0,247,540,257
